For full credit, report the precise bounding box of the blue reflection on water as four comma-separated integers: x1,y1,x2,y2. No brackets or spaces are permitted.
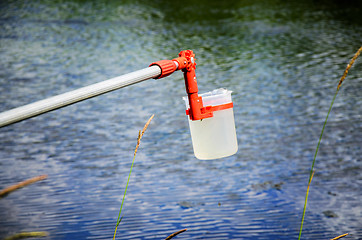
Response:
0,0,361,239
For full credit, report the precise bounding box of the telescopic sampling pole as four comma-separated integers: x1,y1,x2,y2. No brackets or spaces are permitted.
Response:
0,66,161,128
0,50,209,128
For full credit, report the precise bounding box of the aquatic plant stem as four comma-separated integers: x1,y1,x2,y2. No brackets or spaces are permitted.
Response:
4,231,48,240
165,229,187,240
330,233,349,240
298,81,338,240
113,115,154,240
0,175,47,198
298,171,315,240
309,90,338,183
298,46,361,240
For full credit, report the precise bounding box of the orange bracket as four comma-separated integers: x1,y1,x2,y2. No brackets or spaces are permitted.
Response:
178,50,214,121
150,50,216,121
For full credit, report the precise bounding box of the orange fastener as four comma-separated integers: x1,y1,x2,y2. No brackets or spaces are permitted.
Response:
172,56,188,70
149,60,177,79
150,50,230,121
179,50,214,121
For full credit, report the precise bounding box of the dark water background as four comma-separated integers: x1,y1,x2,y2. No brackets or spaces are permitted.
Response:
0,0,361,239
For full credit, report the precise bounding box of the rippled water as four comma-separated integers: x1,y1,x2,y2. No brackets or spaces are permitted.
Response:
0,0,361,239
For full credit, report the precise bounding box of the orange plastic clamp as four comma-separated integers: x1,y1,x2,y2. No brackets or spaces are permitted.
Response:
172,57,188,70
149,60,177,79
186,102,234,116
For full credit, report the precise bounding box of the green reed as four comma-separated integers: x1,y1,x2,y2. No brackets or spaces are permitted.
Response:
113,115,154,240
298,46,362,240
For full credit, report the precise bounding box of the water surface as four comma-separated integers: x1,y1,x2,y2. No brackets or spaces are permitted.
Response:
0,0,361,239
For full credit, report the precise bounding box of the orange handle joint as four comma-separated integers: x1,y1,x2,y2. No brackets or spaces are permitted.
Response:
178,50,214,121
150,50,218,121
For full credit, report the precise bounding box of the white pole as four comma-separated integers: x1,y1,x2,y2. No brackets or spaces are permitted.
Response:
0,66,161,128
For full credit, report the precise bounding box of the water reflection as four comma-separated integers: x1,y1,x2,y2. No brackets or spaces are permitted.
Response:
0,0,361,239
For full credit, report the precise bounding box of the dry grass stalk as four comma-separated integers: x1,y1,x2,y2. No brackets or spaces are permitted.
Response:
307,170,315,190
299,46,361,240
337,46,362,90
4,231,48,240
134,114,154,157
330,233,349,240
0,175,47,198
165,229,187,240
113,114,154,240
298,170,315,239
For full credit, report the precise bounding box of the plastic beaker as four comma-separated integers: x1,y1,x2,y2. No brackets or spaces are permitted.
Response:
183,88,238,160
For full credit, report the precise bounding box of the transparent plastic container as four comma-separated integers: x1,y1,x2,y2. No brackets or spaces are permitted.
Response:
183,88,238,160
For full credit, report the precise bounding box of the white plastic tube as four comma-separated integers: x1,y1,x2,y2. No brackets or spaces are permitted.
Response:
0,66,161,128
